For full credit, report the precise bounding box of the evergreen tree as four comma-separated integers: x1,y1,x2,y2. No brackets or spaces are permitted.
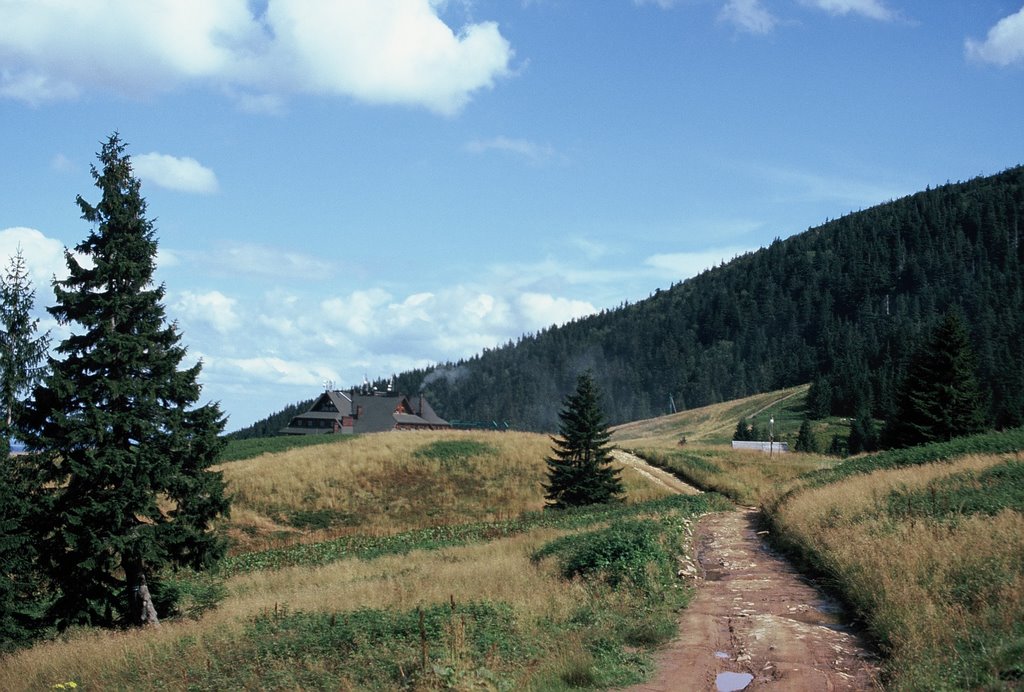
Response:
543,372,624,509
733,417,751,441
794,417,819,453
0,247,50,437
0,247,50,650
23,134,229,630
883,311,989,449
847,408,878,455
0,454,46,651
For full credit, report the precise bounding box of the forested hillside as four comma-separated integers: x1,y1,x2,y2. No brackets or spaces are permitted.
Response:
236,166,1024,436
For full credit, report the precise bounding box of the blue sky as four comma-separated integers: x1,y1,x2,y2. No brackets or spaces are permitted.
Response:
1,0,1022,431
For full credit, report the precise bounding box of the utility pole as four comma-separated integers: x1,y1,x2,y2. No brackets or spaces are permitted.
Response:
769,416,775,458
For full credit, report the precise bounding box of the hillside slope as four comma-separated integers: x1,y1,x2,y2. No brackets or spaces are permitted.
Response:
240,166,1024,435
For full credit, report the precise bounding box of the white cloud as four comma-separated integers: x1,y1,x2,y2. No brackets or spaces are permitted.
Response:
517,293,596,328
0,1,256,102
322,288,393,337
645,247,753,279
0,0,513,114
966,6,1024,67
174,290,241,334
189,242,335,280
134,153,219,194
465,136,560,164
798,0,895,21
719,0,778,34
0,226,71,288
205,355,341,387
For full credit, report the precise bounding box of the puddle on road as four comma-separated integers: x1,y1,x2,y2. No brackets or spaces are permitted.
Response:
716,671,754,691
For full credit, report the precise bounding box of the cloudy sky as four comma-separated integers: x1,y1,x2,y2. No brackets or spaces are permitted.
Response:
1,0,1022,431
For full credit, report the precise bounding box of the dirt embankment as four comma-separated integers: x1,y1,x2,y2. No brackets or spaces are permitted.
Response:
618,453,880,691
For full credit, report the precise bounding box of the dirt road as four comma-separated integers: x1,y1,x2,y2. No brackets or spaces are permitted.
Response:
613,450,703,496
619,456,880,691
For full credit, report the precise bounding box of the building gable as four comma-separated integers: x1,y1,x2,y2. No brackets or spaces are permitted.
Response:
282,388,449,436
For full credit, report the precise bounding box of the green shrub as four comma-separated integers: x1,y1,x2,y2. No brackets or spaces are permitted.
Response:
533,520,668,588
412,439,497,470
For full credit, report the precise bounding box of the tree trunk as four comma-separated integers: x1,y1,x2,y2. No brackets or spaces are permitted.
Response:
137,573,158,626
132,572,161,628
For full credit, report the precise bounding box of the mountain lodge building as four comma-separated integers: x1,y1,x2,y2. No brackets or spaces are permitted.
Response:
281,387,450,435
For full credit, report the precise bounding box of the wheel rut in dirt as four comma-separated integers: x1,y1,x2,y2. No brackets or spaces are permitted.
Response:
625,507,880,691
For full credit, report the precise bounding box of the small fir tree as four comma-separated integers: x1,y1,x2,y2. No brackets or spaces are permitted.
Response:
883,311,989,449
23,134,229,630
543,372,624,509
794,417,819,453
0,247,50,437
733,418,751,441
0,247,50,649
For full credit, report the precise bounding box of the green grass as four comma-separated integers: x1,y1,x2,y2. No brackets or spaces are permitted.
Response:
885,458,1024,520
798,426,1024,489
217,433,355,463
112,494,731,691
218,493,732,576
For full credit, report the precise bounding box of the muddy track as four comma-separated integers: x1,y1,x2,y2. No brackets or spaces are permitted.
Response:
619,456,880,691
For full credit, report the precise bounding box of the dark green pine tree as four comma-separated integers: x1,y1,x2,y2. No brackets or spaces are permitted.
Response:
23,134,229,630
543,372,624,509
0,247,50,436
733,418,751,441
883,311,989,449
794,417,819,453
847,407,878,455
0,247,50,650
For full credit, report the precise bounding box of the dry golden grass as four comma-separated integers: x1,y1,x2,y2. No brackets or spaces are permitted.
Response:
219,429,673,553
626,444,836,506
773,453,1024,687
0,528,590,690
0,430,686,689
777,453,1009,527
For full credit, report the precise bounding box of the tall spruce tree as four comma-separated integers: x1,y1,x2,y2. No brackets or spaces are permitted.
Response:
0,247,50,437
883,311,989,449
0,246,50,649
23,134,229,630
543,372,623,509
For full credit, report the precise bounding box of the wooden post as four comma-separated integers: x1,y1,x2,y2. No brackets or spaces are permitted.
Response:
419,607,427,672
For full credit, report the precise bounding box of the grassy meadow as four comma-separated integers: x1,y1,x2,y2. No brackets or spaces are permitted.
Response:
7,388,1022,690
219,430,674,554
1,429,730,690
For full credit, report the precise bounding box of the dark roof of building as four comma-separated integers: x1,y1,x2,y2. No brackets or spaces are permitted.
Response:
282,389,449,435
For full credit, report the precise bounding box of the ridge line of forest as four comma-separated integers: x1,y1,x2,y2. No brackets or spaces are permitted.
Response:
234,165,1024,437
